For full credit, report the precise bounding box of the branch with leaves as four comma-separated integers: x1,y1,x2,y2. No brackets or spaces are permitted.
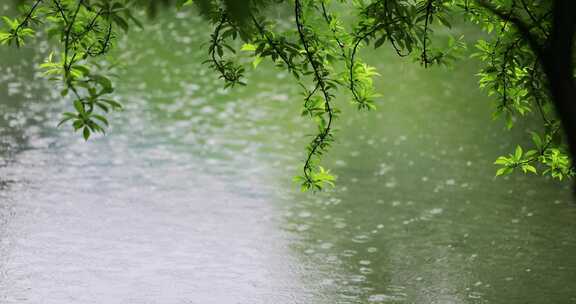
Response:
0,0,143,140
205,12,246,88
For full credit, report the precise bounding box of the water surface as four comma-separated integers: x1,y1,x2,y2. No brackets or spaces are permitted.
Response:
1,8,576,304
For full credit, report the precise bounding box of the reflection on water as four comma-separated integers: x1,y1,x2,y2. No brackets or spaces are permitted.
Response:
1,8,576,304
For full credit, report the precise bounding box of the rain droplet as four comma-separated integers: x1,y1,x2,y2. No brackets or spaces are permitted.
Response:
352,234,371,243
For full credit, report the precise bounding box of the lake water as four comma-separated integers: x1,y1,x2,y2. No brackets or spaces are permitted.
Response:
1,7,576,304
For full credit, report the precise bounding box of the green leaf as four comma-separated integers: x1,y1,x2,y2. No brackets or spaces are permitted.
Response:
57,116,75,127
92,74,113,93
496,167,513,176
83,127,91,141
530,132,542,149
74,100,85,114
100,99,123,110
1,17,18,29
0,31,11,44
240,43,256,51
92,114,109,126
437,15,452,28
112,15,129,32
514,146,523,160
521,164,537,174
524,149,538,158
374,36,386,48
72,120,84,130
177,0,194,9
494,156,509,165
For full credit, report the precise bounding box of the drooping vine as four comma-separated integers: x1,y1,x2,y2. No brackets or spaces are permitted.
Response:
205,11,246,88
292,0,337,191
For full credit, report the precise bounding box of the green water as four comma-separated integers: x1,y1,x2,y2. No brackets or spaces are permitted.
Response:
1,7,576,304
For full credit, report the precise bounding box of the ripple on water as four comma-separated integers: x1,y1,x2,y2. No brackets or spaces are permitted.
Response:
359,267,373,275
368,294,404,302
351,234,371,244
341,249,357,257
367,247,378,253
348,274,366,283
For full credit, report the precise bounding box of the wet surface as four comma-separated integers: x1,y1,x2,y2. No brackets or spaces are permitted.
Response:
0,139,315,304
1,7,576,304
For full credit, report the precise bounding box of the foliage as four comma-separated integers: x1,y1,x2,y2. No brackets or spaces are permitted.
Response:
0,0,136,140
1,0,573,190
468,0,575,180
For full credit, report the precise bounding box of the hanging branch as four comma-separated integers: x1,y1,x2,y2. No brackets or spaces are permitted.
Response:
63,0,84,77
319,2,363,106
294,0,336,190
206,12,245,88
421,0,434,67
11,0,43,47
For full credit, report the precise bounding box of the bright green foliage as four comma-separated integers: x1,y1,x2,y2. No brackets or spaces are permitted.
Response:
0,15,35,46
465,0,574,181
1,0,572,189
0,0,137,140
